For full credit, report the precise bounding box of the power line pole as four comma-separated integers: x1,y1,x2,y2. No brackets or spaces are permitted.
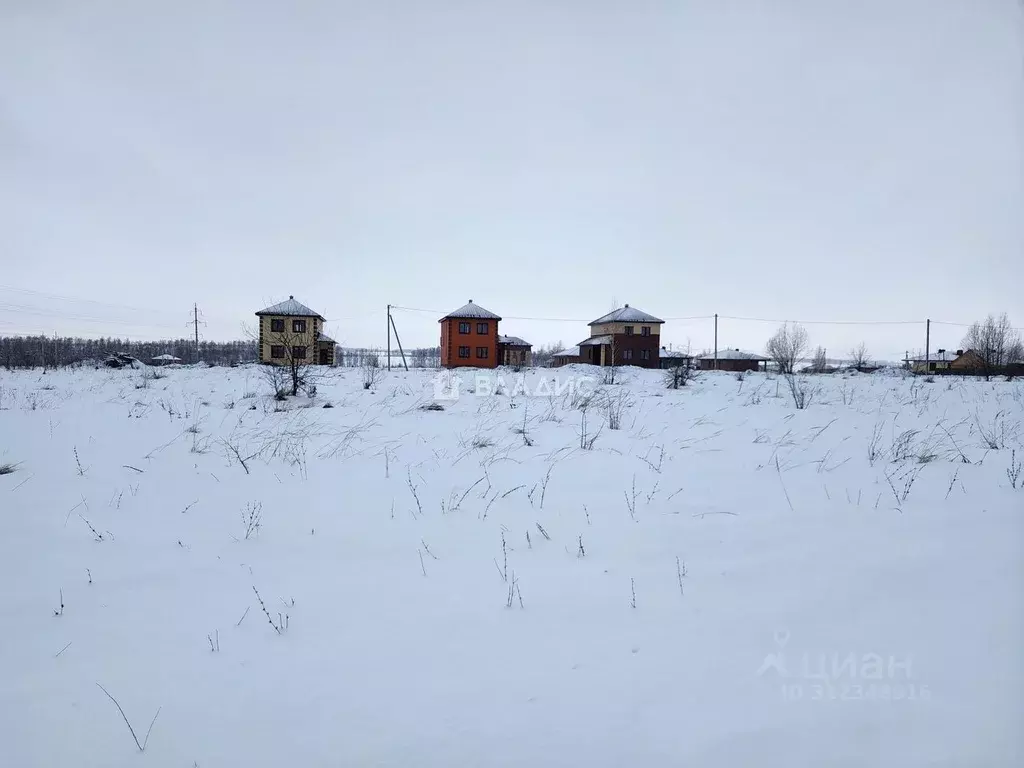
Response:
713,313,718,370
193,303,200,363
925,318,930,371
389,312,409,371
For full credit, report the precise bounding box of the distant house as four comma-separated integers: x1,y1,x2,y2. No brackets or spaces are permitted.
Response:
948,349,988,373
658,347,692,370
550,346,581,367
439,300,501,368
906,349,958,373
697,349,769,372
151,354,182,366
255,296,334,366
497,335,532,367
574,305,664,368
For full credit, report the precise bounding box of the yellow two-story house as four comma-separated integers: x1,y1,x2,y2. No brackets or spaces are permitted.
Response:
255,297,335,366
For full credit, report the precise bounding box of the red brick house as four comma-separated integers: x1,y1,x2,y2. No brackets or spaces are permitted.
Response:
439,301,501,368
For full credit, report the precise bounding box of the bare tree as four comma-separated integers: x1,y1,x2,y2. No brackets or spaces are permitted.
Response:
961,313,1022,380
765,322,809,375
259,327,318,397
849,342,870,371
808,346,828,373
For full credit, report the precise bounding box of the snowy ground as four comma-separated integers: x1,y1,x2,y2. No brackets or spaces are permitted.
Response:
2,364,1022,767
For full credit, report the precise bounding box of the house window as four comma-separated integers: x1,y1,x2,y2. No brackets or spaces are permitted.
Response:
625,326,634,336
458,322,471,334
270,319,285,332
458,346,471,359
640,349,650,360
292,346,307,360
641,326,651,337
476,347,489,359
270,345,285,359
477,322,489,334
622,349,634,361
292,319,307,333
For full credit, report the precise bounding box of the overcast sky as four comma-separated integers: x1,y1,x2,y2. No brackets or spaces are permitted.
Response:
1,0,1021,360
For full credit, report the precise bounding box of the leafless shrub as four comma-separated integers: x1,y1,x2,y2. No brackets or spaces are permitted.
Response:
1007,450,1022,489
0,461,19,475
602,388,633,430
260,364,291,400
220,437,261,474
890,429,919,463
362,356,384,390
241,502,263,539
578,405,602,450
885,465,921,507
766,322,809,375
784,374,813,409
975,409,1019,450
664,364,695,389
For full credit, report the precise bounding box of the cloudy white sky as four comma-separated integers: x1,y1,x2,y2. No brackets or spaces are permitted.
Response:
1,0,1021,360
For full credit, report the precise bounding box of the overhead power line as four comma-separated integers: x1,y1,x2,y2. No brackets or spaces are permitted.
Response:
0,283,184,317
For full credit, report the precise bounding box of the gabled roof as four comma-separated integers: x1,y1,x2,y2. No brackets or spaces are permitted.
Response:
317,334,336,344
498,335,531,347
697,349,769,361
660,349,692,359
579,335,614,347
552,346,580,358
589,304,664,326
256,296,324,319
907,350,958,363
439,300,502,321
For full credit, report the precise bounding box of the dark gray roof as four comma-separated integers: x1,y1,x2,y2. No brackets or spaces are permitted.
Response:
579,335,614,347
439,300,502,321
697,349,769,361
498,335,531,347
256,296,324,319
589,304,664,326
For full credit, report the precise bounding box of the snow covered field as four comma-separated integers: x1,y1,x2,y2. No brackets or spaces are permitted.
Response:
2,364,1022,767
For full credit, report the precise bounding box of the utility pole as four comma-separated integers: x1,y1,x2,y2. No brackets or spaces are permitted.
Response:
925,318,930,370
713,313,718,370
193,303,200,363
389,312,409,371
387,304,391,371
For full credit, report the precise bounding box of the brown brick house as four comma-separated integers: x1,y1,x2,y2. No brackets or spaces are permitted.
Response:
256,296,335,366
497,335,532,367
575,305,664,368
697,349,768,372
439,300,501,368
